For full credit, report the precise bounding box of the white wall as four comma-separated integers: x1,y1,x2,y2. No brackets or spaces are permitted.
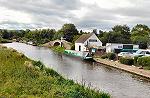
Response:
84,34,102,47
106,43,123,53
75,43,86,51
75,33,102,52
133,45,139,50
106,43,139,53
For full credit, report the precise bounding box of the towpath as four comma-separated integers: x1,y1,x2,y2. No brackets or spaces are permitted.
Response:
94,58,150,79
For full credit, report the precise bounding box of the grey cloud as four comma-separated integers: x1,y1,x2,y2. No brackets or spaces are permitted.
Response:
0,0,150,30
0,21,49,29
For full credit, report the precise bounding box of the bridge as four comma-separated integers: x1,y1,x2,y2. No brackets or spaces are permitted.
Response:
43,39,72,49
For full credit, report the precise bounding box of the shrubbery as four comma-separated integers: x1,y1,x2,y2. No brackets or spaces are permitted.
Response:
101,54,108,59
137,56,150,67
119,57,134,65
101,53,116,60
134,56,139,66
107,53,116,60
119,56,150,69
51,46,65,53
0,38,11,43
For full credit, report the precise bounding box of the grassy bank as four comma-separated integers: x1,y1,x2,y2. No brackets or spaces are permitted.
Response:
0,45,110,98
51,46,65,53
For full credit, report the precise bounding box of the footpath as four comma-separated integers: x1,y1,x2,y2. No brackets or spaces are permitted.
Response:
94,58,150,79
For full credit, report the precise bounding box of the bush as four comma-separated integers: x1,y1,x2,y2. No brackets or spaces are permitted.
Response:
0,38,11,43
134,56,139,66
51,46,65,53
119,57,134,65
101,53,116,60
107,53,116,60
101,54,108,59
137,56,150,67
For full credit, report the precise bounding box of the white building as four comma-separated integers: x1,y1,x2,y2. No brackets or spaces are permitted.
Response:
106,43,139,53
75,33,102,52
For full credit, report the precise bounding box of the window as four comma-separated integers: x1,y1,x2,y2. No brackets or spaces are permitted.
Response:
118,46,123,48
123,45,133,49
89,39,97,42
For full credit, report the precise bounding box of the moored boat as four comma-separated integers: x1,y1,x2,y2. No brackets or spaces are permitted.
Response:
64,50,93,61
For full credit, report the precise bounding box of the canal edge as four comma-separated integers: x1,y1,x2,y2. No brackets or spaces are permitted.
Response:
94,58,150,79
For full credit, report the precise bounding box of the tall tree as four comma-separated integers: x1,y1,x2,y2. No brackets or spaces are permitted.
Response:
111,25,131,43
59,23,78,42
92,29,97,35
131,24,150,49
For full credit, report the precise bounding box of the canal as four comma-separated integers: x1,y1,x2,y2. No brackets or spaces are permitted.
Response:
3,42,150,98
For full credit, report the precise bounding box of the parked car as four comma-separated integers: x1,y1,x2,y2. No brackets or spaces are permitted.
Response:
118,52,132,57
132,49,150,57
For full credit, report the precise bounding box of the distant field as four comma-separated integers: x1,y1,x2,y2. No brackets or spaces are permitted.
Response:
0,45,110,98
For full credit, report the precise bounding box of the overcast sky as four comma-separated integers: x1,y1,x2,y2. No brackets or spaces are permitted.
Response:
0,0,150,31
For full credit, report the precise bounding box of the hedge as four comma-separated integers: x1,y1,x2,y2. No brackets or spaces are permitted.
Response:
101,54,108,59
137,56,150,67
119,57,134,65
107,53,116,60
134,56,139,66
101,53,116,60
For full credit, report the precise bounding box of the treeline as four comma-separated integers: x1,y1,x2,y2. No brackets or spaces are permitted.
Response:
0,24,80,45
0,24,150,48
97,24,150,49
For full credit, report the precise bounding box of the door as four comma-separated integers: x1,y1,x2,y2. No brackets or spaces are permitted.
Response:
79,45,81,51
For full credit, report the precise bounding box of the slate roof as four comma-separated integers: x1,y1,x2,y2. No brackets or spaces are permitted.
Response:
75,33,94,43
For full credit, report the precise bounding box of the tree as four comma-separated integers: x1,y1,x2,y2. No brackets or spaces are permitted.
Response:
131,24,150,49
99,30,103,34
111,25,131,43
79,30,83,34
92,29,97,35
59,23,78,42
98,25,131,45
98,31,110,46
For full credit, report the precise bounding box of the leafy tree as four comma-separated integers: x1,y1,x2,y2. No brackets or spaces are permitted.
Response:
92,29,97,35
98,25,131,45
59,23,78,42
24,29,56,45
111,25,131,43
131,24,150,49
79,30,83,34
53,30,64,40
98,31,110,46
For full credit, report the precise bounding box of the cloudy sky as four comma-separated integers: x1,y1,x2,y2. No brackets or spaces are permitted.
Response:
0,0,150,31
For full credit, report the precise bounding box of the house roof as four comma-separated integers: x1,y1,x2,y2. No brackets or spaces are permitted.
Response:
75,33,94,43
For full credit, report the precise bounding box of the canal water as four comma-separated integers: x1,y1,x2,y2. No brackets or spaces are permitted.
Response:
3,42,150,98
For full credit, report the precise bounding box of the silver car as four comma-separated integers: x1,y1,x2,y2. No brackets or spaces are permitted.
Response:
132,49,150,57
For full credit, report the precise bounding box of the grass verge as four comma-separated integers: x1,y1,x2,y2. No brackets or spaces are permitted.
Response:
51,46,65,53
